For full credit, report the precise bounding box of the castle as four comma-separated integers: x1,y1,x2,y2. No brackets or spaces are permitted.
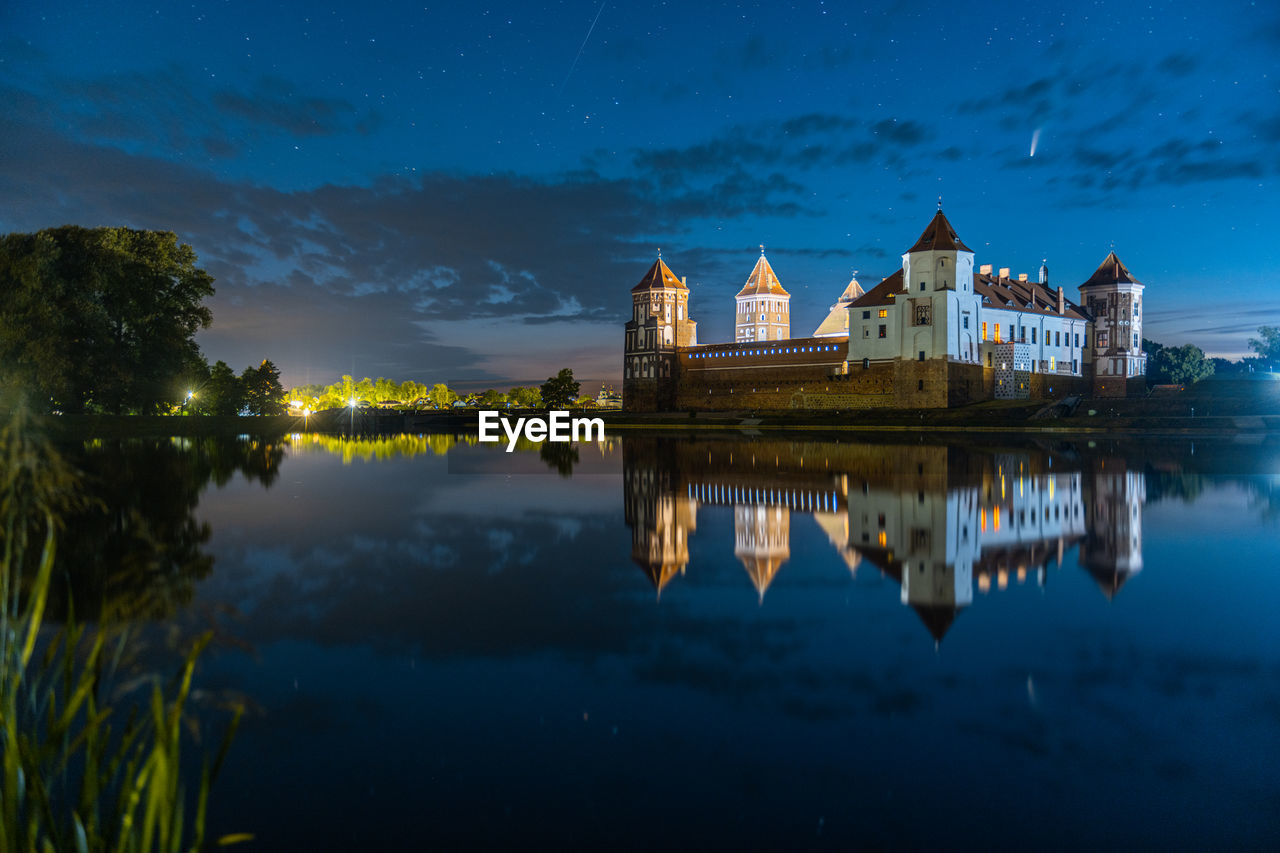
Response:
623,437,1146,643
623,208,1147,411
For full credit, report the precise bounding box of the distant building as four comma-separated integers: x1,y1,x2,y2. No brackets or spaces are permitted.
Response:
623,209,1148,411
595,384,623,409
735,249,791,343
812,273,865,338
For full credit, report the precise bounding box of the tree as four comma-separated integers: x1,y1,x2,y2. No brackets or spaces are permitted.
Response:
427,383,457,409
203,361,243,415
0,226,214,413
540,369,580,409
1249,326,1280,365
1157,344,1214,385
479,388,507,407
240,359,286,415
508,386,541,408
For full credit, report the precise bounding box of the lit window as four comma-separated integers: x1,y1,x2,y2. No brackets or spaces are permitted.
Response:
878,309,888,318
982,322,988,341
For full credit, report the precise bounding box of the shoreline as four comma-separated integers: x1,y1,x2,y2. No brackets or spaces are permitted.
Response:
33,409,1280,439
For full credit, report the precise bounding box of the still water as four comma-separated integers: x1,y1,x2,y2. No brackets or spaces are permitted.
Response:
59,432,1280,850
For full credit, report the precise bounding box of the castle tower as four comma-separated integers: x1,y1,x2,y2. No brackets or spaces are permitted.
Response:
733,503,790,602
1079,252,1146,397
813,273,865,338
735,248,790,342
901,209,979,362
624,255,697,412
1079,458,1145,598
623,437,698,597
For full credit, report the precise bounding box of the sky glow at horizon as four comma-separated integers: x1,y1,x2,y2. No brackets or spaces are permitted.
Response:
2,0,1277,389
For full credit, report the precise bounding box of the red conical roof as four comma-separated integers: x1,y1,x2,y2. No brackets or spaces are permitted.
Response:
907,209,972,253
631,258,687,293
735,252,790,297
1080,251,1141,288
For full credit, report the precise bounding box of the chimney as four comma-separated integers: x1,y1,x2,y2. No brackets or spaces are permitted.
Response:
1057,286,1065,315
979,264,993,275
1017,273,1028,282
998,267,1011,279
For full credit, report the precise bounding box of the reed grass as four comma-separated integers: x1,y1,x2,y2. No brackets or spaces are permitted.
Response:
1,402,247,851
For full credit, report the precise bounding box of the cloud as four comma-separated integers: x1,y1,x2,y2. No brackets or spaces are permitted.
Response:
32,66,381,159
632,112,932,187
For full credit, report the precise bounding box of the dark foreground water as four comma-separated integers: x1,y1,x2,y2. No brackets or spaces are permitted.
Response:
54,432,1280,850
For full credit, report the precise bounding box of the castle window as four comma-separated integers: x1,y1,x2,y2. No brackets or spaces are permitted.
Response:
863,358,869,369
1133,333,1139,348
1020,326,1026,342
920,281,926,291
982,322,988,341
862,310,871,319
994,324,1001,344
963,315,970,329
878,309,888,318
1031,328,1036,344
918,351,925,362
1075,333,1080,347
864,328,870,338
1055,331,1060,346
878,325,886,338
918,379,924,390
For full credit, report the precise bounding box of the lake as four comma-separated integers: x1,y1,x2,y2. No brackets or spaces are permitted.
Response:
47,431,1280,850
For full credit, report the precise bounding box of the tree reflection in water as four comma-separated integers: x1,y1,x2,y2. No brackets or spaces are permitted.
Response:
42,435,283,623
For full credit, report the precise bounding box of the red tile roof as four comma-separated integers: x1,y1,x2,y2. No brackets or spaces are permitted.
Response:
907,209,973,253
847,269,904,308
735,252,790,297
1080,251,1141,289
974,273,1089,320
848,268,1089,320
631,258,687,293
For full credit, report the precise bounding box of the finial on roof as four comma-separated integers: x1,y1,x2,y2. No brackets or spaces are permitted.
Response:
937,195,943,212
759,243,765,256
657,247,662,259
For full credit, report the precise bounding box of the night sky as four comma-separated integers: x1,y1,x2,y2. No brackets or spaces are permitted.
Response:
2,1,1277,390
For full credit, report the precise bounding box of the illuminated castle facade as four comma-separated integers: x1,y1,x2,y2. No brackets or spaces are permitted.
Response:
623,209,1147,411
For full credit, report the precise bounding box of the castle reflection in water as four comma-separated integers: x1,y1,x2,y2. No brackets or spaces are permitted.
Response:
624,437,1145,642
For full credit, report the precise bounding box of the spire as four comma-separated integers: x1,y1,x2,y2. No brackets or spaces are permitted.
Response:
1039,259,1049,285
631,257,687,293
812,272,867,337
1080,251,1141,289
906,209,972,253
735,251,790,297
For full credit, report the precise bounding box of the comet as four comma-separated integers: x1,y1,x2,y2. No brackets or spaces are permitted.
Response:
1030,127,1042,158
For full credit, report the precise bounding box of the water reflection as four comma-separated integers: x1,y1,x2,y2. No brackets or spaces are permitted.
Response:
624,437,1151,642
45,435,283,622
